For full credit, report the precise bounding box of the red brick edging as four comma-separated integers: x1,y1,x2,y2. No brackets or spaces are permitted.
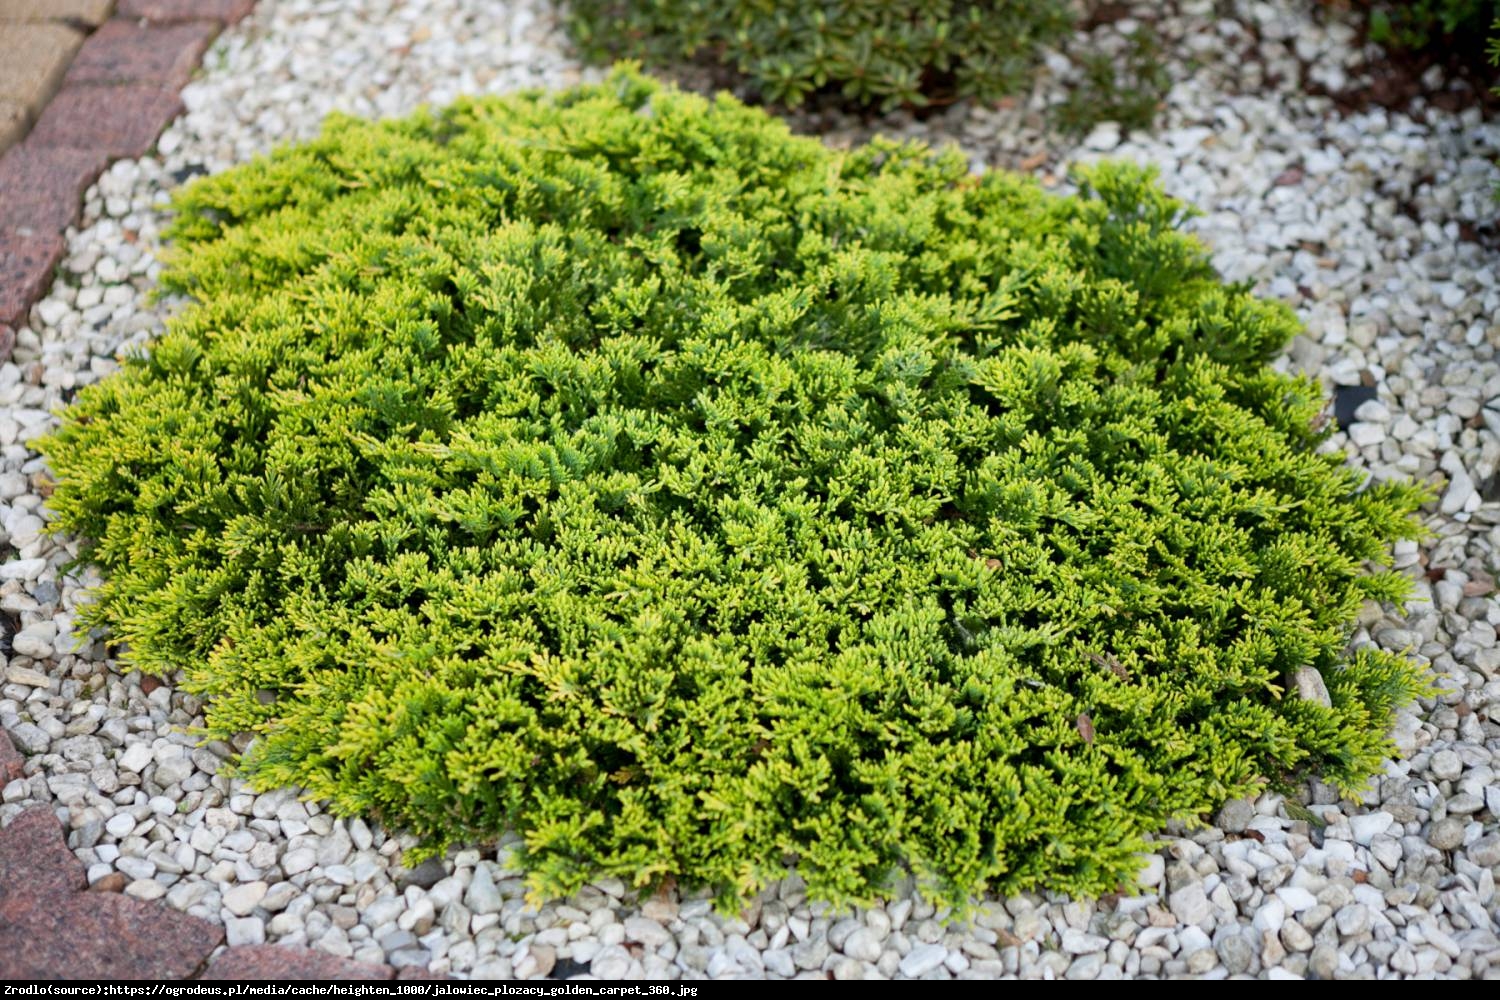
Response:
0,804,444,980
0,0,256,360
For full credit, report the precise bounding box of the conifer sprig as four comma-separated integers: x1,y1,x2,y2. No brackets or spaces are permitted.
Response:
40,70,1428,909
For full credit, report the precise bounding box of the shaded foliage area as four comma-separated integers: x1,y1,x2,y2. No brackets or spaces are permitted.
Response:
567,1,1072,110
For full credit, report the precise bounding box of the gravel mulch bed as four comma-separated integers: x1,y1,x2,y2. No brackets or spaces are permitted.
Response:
1,0,1497,981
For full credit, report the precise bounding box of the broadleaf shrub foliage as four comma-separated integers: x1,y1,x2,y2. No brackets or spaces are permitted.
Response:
566,1,1072,109
42,71,1428,909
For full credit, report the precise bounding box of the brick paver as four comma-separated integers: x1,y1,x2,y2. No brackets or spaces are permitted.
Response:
0,143,111,234
0,807,224,980
28,83,184,159
65,17,220,89
0,0,115,25
0,809,435,980
0,807,85,920
0,23,84,124
4,890,226,980
0,231,65,328
0,0,249,358
119,0,253,24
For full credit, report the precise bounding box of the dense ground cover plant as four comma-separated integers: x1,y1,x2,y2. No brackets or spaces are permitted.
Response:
1332,0,1500,78
41,70,1428,909
566,1,1071,109
1343,0,1499,50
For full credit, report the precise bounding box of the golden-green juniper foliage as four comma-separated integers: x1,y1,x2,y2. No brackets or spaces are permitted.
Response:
567,1,1071,109
42,70,1428,909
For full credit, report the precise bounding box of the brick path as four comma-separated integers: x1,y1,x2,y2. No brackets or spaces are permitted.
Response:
0,0,255,360
0,757,445,980
0,799,445,978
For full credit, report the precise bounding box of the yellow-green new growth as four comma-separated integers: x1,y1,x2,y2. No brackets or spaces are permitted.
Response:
41,69,1428,910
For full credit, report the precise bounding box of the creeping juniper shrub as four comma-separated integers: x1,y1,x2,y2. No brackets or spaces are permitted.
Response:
1055,26,1172,137
566,1,1072,110
1348,0,1500,51
41,71,1429,909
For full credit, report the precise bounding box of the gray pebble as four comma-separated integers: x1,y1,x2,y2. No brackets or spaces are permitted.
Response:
1428,817,1466,851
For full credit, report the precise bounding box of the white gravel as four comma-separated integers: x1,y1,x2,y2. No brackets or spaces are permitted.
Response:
3,0,1499,981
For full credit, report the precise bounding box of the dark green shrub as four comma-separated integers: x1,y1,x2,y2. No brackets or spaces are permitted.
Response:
41,70,1428,909
1492,19,1500,100
566,1,1072,109
1055,26,1172,136
1346,0,1500,50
